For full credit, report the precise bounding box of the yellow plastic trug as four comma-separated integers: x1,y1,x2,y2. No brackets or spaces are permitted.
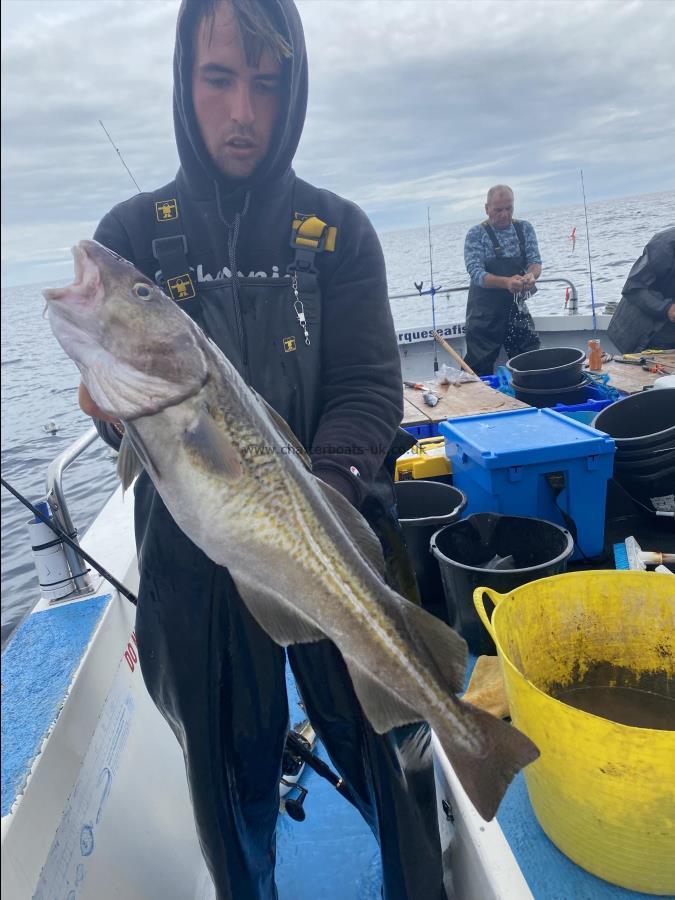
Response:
473,571,675,895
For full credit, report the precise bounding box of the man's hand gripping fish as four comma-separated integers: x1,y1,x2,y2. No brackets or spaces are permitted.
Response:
44,240,539,821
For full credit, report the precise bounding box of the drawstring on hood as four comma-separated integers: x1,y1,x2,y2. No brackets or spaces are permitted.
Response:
173,0,308,210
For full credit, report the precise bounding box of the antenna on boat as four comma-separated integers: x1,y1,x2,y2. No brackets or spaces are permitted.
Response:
427,207,439,372
99,120,142,194
579,170,597,334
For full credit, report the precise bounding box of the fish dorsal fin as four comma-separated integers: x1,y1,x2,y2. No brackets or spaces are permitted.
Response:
116,430,143,491
254,392,312,471
234,580,326,647
318,479,385,577
401,601,468,693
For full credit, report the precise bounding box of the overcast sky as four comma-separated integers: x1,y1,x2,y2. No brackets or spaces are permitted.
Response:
2,0,674,287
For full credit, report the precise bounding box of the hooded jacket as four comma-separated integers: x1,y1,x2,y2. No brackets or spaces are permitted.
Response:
608,226,675,354
93,0,403,507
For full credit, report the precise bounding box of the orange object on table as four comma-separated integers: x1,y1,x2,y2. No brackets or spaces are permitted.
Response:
587,339,603,372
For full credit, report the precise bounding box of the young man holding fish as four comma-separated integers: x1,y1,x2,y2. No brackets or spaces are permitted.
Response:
76,1,450,896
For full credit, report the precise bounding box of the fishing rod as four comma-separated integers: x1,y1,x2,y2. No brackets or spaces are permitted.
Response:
580,169,597,335
427,207,439,373
414,209,441,372
285,729,350,797
99,120,142,194
282,728,353,821
0,476,138,605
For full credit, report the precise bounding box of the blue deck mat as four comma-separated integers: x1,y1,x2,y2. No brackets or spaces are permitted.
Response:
276,740,382,899
1,595,111,816
276,666,382,898
277,656,656,899
497,775,656,899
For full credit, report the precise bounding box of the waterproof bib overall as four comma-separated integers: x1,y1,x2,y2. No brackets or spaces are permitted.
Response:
132,184,446,900
464,221,540,376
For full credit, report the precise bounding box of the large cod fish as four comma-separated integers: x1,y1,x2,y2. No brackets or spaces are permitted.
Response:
44,240,538,820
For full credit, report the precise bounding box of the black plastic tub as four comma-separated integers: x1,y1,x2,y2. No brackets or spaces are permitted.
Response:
512,377,590,409
430,513,574,655
617,465,675,510
394,481,466,626
614,447,675,474
507,347,586,390
612,440,675,462
592,389,675,450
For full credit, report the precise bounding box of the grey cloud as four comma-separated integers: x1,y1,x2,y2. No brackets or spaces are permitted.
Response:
2,0,674,284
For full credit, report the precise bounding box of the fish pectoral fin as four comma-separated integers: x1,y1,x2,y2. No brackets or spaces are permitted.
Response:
254,392,313,471
401,601,468,694
344,659,422,732
235,582,326,647
184,410,242,482
318,481,386,577
116,430,143,491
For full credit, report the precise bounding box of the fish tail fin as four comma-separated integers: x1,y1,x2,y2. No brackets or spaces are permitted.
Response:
432,701,539,821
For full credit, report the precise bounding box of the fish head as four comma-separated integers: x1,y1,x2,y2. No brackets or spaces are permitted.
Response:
43,240,208,420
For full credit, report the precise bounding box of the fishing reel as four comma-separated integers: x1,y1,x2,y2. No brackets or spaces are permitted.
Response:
281,780,308,822
281,728,312,822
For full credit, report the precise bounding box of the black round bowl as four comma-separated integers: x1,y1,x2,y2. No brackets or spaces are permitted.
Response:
507,347,586,390
513,377,590,409
592,389,675,451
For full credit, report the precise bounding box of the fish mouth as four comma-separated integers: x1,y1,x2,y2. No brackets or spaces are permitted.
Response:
43,242,100,305
72,242,87,286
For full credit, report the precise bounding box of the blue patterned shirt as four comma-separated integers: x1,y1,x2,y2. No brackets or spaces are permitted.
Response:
464,220,541,287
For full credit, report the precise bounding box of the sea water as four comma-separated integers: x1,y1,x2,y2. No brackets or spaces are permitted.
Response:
2,189,674,647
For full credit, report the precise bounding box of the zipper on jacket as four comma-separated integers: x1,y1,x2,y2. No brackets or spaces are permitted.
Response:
221,189,251,382
228,219,249,380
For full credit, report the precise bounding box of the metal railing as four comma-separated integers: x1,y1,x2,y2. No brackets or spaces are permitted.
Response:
389,277,579,313
45,426,100,597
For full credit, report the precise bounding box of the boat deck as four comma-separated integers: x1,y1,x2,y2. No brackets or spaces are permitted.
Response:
275,647,664,899
403,381,527,427
401,352,673,428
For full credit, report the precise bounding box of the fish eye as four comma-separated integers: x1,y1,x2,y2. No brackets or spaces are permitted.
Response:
133,283,152,298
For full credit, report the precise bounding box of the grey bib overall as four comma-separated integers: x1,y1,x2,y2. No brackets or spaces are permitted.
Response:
464,220,540,376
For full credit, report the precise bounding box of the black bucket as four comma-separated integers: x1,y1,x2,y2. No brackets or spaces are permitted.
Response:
618,465,675,510
394,480,466,625
592,388,675,450
614,447,675,474
430,513,574,655
512,377,590,409
507,347,586,390
593,389,675,510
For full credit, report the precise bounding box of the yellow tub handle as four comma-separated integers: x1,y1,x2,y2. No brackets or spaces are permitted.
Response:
472,586,506,642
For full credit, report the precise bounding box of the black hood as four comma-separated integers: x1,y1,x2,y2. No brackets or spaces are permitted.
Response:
173,0,308,201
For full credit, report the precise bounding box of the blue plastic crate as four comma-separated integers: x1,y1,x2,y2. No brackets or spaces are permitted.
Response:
439,408,616,560
550,396,614,425
403,422,439,439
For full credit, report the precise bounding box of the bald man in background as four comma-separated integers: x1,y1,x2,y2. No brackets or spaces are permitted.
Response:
463,185,542,375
